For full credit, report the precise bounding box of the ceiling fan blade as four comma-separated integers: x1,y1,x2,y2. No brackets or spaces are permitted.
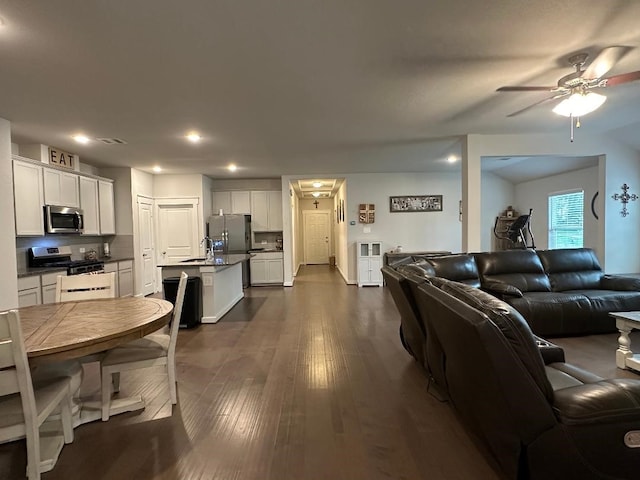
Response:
583,46,627,79
497,86,556,92
506,93,566,117
604,70,640,86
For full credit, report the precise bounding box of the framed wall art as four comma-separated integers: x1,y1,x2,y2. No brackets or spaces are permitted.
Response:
390,195,442,212
358,204,375,223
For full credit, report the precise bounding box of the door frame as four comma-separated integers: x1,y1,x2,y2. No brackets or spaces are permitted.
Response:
136,195,157,295
302,209,332,265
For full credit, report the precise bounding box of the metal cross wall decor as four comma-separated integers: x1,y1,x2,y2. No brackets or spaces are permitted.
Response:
612,183,638,217
313,200,319,209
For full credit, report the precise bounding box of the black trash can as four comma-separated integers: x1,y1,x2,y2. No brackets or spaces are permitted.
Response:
163,276,202,329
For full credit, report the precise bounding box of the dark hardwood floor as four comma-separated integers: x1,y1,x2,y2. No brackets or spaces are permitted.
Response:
2,265,638,479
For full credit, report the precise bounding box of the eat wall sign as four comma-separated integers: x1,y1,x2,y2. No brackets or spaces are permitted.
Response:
48,147,77,170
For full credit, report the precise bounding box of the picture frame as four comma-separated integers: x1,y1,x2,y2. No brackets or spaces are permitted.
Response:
340,199,345,222
389,195,442,212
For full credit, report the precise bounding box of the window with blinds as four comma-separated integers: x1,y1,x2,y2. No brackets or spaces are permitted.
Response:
548,190,584,249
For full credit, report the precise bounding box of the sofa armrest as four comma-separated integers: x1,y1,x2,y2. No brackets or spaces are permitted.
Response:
601,275,640,291
553,379,640,425
482,279,523,298
534,336,565,364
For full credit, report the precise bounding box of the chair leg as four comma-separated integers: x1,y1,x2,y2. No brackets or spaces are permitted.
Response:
112,372,121,393
60,390,74,444
167,362,177,404
25,422,41,480
101,368,112,421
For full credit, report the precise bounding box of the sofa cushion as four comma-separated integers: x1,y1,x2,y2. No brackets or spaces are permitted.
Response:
396,261,435,278
429,277,553,401
537,248,604,291
504,292,592,336
425,254,480,288
474,250,551,292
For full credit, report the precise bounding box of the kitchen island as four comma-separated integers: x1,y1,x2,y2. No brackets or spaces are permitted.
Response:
158,254,252,323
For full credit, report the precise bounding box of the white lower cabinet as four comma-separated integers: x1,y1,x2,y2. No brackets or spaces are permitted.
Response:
18,276,42,308
41,271,67,304
250,252,284,285
118,260,134,297
104,260,134,297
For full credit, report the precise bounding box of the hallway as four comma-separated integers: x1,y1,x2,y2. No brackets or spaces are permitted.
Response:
2,265,501,480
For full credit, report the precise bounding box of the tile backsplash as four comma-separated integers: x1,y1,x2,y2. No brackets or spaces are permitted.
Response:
16,234,134,270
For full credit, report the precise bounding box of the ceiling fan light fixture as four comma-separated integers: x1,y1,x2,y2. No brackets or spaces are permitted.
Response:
552,91,607,117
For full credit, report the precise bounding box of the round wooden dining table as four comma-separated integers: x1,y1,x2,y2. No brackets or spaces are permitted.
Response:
19,296,173,366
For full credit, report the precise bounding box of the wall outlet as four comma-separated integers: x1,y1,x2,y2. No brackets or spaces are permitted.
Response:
79,247,86,253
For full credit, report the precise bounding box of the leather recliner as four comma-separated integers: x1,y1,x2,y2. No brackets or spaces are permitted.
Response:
413,276,640,480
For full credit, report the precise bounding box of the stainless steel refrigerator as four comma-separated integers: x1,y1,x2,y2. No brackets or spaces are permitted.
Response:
207,214,252,287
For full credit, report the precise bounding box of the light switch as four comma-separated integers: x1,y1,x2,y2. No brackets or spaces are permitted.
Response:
363,226,371,233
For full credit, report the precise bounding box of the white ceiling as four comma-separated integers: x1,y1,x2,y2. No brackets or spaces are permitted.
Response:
1,1,639,181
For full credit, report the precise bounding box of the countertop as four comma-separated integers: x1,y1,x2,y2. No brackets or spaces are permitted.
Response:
248,248,283,253
158,253,253,268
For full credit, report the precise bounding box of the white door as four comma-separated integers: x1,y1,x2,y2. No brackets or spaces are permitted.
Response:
303,210,331,264
137,197,156,296
156,199,200,262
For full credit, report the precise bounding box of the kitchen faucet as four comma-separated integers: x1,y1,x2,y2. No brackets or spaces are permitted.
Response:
200,236,214,258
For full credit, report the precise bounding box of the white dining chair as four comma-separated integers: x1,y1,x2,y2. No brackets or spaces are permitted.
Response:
0,310,74,480
100,272,188,421
55,272,116,302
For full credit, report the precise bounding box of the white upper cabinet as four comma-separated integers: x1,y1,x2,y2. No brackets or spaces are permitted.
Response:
13,159,45,236
98,180,116,234
79,177,100,235
212,191,251,215
212,191,232,214
251,191,282,231
43,169,79,207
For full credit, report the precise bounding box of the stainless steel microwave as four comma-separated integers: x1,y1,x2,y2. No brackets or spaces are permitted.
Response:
44,205,84,234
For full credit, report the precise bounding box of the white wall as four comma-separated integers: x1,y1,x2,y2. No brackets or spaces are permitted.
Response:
345,172,461,283
210,178,281,191
515,166,599,253
335,181,348,282
467,133,640,272
480,172,515,252
153,174,204,198
0,118,18,310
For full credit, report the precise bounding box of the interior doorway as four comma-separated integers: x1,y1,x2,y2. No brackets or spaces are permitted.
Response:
155,198,201,263
303,210,331,264
136,196,156,295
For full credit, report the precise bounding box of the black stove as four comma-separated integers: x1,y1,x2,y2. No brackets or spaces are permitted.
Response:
29,246,104,275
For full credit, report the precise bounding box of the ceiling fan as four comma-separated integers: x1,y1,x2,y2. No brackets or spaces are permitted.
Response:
497,46,640,118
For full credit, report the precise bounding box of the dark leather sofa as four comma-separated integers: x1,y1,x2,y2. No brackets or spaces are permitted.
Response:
409,275,640,479
393,248,640,337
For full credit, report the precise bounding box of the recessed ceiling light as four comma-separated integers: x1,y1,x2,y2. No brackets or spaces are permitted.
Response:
447,155,458,164
312,192,321,198
153,166,162,173
186,132,201,143
312,181,322,188
228,164,237,172
72,134,90,144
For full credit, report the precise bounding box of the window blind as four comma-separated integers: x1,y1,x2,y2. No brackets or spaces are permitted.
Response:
548,190,584,249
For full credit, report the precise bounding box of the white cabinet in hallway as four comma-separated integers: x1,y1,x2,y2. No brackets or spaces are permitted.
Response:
13,159,45,236
43,169,79,207
250,191,282,231
357,241,383,287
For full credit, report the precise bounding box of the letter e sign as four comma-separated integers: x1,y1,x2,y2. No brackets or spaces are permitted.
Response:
48,147,76,170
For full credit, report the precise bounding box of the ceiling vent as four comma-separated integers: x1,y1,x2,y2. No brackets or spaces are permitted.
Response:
95,137,127,145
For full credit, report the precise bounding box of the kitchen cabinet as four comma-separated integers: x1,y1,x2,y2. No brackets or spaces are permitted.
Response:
44,169,79,207
18,276,42,308
41,271,66,304
98,180,116,234
79,177,100,235
118,260,134,297
357,241,383,287
250,251,284,285
104,260,134,297
13,159,45,236
250,191,282,231
212,191,251,215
